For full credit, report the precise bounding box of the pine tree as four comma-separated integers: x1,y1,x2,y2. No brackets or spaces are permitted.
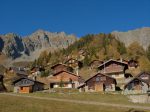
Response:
117,41,126,55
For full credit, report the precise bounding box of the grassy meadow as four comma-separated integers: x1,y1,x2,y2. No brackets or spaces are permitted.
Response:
23,92,150,106
0,92,150,112
0,94,129,112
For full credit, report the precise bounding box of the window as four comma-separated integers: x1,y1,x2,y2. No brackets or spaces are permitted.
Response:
96,77,100,82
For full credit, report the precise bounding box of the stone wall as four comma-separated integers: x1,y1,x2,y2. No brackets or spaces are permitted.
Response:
128,95,150,103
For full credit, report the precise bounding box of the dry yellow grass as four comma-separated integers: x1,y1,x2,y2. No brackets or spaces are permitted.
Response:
0,95,127,112
0,94,148,112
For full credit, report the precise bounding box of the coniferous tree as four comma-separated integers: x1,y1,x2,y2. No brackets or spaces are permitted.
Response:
117,41,126,55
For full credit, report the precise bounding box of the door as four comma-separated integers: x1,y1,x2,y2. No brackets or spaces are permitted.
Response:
95,83,103,92
20,86,30,93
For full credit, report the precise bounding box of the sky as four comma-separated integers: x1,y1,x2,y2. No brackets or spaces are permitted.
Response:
0,0,150,37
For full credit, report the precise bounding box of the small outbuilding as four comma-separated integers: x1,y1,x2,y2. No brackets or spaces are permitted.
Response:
12,77,44,93
124,77,149,94
136,71,150,85
8,67,28,77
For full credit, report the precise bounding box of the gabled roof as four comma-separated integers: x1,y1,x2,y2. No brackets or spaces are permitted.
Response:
136,71,150,78
135,71,150,83
52,70,79,77
89,60,103,66
84,72,116,83
12,77,44,85
51,63,72,69
124,77,149,89
98,59,128,69
9,67,28,76
49,71,80,83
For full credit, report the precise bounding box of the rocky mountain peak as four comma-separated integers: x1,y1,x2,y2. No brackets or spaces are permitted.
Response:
0,30,77,64
111,27,150,49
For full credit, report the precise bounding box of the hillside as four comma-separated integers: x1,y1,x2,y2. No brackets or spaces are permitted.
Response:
0,30,76,65
33,32,150,79
1,28,150,92
112,27,150,49
33,34,123,66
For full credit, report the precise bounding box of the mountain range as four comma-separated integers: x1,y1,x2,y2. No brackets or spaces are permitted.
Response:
0,30,76,65
111,27,150,49
0,27,150,66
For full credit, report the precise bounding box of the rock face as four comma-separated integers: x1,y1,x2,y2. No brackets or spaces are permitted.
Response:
0,33,24,59
0,30,77,62
111,27,150,49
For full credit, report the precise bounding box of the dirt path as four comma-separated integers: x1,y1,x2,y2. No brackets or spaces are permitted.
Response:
1,93,150,111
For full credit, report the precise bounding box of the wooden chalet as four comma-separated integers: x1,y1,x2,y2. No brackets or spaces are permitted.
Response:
30,66,45,75
89,60,103,69
12,77,44,93
0,74,6,92
51,63,73,74
8,67,28,77
5,67,29,85
124,77,149,94
64,58,83,69
136,72,150,85
49,71,81,89
98,59,128,83
78,73,116,92
128,59,138,69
